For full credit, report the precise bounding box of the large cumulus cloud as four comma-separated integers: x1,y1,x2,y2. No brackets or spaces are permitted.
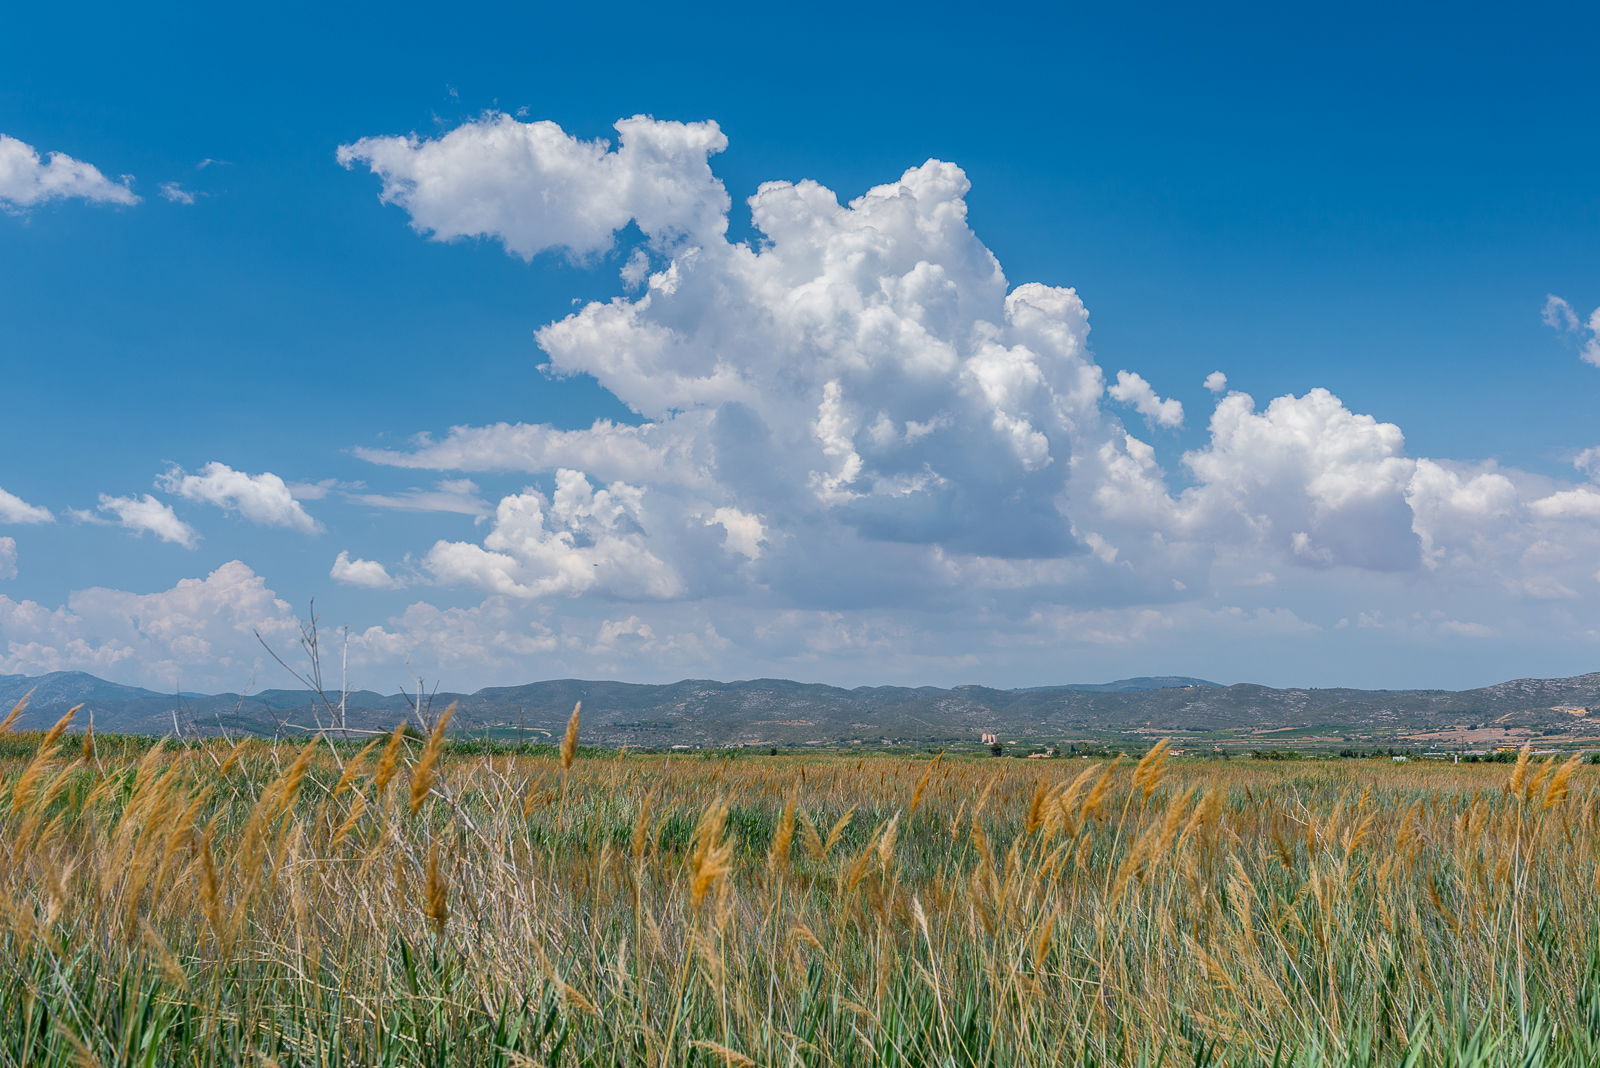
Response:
0,562,299,687
334,114,1600,661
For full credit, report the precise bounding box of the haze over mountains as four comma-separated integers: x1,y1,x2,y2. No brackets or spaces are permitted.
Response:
3,669,1599,747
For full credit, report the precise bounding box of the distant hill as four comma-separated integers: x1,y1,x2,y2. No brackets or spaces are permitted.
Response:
1024,676,1223,693
1,669,1597,747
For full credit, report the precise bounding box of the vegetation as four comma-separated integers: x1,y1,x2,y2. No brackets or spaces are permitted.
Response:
2,700,1600,1065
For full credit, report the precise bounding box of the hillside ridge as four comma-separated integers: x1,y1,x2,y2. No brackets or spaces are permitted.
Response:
2,669,1598,746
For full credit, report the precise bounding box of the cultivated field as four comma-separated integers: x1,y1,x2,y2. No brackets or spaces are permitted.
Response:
2,701,1599,1066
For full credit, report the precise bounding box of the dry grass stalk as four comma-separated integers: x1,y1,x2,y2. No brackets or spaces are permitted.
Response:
1543,752,1583,809
909,752,943,814
79,717,95,766
689,799,732,907
408,703,455,815
560,701,581,773
11,706,79,815
768,791,796,875
38,705,80,750
690,1040,757,1067
372,720,408,793
331,736,382,797
1508,743,1532,796
424,841,450,934
1133,738,1172,799
0,691,31,733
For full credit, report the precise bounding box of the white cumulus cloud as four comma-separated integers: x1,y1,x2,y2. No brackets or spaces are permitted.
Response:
344,114,1600,647
1528,488,1600,521
0,537,15,580
337,113,729,260
1180,388,1420,571
423,469,686,600
76,494,199,548
330,551,405,590
1107,370,1184,428
0,561,298,688
0,134,138,211
157,462,320,534
707,507,766,560
0,486,52,525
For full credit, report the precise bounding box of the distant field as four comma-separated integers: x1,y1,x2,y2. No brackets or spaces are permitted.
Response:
3,705,1600,1065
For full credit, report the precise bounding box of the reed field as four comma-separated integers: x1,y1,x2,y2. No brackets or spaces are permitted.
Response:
5,698,1600,1066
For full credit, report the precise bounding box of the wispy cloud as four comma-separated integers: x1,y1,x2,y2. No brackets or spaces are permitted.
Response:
347,479,490,516
159,181,196,205
1544,294,1600,367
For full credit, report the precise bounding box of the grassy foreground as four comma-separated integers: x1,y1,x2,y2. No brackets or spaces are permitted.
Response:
2,708,1600,1066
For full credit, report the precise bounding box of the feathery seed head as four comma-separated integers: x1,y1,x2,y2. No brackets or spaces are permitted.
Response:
560,701,581,772
408,703,455,815
0,690,31,733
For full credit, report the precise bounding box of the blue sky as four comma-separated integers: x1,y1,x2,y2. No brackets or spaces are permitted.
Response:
2,0,1598,693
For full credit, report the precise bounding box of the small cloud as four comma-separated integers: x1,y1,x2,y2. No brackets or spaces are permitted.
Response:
158,462,321,533
621,248,650,290
0,133,138,211
336,112,729,260
706,507,766,560
330,551,405,590
1543,294,1580,332
0,485,52,524
0,536,16,579
594,615,654,649
1203,371,1228,393
74,494,199,548
1107,370,1183,428
1543,294,1600,367
159,181,197,205
1528,488,1600,520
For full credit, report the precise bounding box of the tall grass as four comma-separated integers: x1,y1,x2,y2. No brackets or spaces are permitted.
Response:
0,714,1597,1065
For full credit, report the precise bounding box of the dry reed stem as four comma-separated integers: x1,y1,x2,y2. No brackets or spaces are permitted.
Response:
0,691,31,733
560,701,581,773
408,703,456,815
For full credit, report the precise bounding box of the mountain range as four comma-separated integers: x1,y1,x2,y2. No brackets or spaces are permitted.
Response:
3,669,1599,748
